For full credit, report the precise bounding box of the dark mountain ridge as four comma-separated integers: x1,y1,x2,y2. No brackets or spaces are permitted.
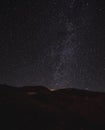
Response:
0,84,105,130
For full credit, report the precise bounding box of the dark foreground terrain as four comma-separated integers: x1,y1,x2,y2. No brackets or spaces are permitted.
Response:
0,84,105,130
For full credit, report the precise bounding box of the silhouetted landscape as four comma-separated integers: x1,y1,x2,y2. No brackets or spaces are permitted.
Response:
0,84,105,130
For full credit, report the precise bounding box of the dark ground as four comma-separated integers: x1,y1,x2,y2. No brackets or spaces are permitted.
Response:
0,84,105,130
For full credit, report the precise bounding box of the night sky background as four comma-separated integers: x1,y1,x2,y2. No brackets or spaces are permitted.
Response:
0,0,105,91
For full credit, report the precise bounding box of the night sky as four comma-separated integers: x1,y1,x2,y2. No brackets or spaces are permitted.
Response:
0,0,105,91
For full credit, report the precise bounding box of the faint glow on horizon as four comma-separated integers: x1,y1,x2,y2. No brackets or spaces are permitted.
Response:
50,88,56,91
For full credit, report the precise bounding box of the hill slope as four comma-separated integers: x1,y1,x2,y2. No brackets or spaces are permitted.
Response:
0,84,105,130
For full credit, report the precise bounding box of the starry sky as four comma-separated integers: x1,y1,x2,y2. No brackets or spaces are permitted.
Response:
0,0,105,91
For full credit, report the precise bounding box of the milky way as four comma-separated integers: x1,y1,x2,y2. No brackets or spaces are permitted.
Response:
52,22,77,88
0,0,105,91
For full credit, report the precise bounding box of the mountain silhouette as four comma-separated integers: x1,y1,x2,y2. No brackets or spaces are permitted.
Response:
0,84,105,130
